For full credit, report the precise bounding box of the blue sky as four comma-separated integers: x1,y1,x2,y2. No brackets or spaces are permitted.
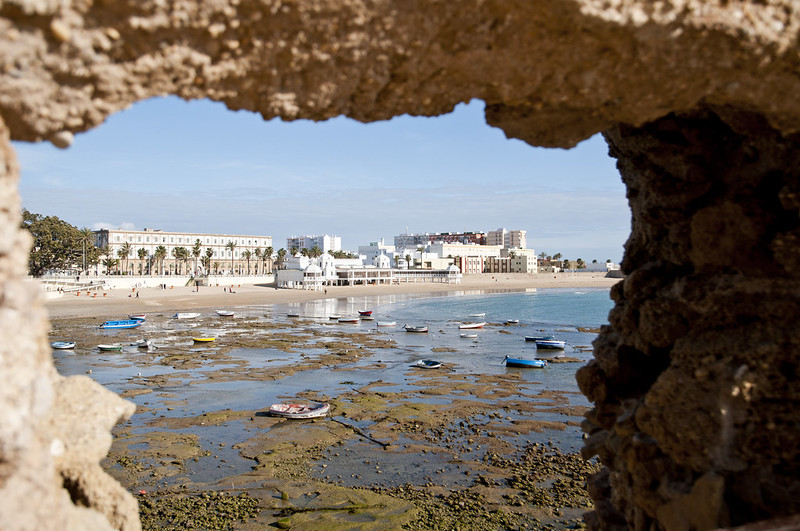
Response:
13,96,629,262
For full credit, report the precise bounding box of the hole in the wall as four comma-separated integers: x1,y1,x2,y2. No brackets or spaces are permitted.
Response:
14,96,629,265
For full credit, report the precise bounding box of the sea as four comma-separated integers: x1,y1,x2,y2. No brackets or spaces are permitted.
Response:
52,287,614,486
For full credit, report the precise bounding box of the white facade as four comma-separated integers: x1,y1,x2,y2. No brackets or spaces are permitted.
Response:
487,228,527,249
358,239,395,265
286,234,341,254
94,228,273,276
429,242,504,260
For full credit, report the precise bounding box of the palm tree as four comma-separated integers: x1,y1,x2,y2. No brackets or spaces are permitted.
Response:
276,248,287,270
538,251,547,260
405,254,411,268
553,253,562,261
77,227,94,274
154,246,167,275
213,261,220,275
253,247,262,275
263,246,274,273
417,246,425,269
102,257,119,274
225,241,236,274
243,249,252,274
192,239,202,276
137,248,148,275
309,245,322,259
118,241,132,274
203,248,214,274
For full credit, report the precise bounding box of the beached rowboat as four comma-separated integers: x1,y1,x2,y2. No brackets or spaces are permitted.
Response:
174,312,201,319
504,356,547,368
403,325,429,333
269,403,330,419
131,339,153,349
376,321,396,327
535,339,566,349
100,319,143,329
128,314,147,321
460,333,478,339
412,359,442,369
525,335,554,342
459,322,486,329
192,337,216,343
215,310,235,317
97,344,122,351
358,310,373,316
338,317,359,324
51,341,76,350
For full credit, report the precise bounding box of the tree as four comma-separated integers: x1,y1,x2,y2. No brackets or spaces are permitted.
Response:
577,258,585,269
417,246,425,269
253,247,262,274
405,254,411,268
263,246,274,273
562,258,570,270
192,239,202,275
276,248,287,270
213,261,220,275
289,246,298,257
77,227,98,274
102,257,119,274
309,245,322,259
154,246,167,275
137,248,148,275
538,251,547,259
553,253,562,261
225,241,237,274
172,246,189,274
243,249,252,274
20,209,91,277
203,248,214,273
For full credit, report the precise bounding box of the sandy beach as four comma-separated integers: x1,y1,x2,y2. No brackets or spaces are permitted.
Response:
45,272,618,319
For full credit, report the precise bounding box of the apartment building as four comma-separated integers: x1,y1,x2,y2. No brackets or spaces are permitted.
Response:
93,228,273,275
286,234,341,254
394,231,485,248
486,228,527,249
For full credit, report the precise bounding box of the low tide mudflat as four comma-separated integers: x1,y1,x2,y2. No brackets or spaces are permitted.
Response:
51,301,601,530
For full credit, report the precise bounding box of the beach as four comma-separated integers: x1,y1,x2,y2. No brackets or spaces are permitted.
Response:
45,272,618,319
46,272,617,530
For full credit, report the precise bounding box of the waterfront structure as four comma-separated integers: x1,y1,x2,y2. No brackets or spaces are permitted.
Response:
358,239,395,264
286,234,341,254
93,228,273,276
487,228,527,249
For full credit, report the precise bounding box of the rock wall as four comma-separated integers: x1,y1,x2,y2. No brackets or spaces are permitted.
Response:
1,1,799,529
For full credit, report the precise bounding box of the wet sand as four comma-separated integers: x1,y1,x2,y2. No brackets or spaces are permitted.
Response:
47,273,615,530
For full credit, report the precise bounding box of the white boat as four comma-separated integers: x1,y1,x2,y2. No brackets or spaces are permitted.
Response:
411,359,442,369
174,312,201,319
329,315,341,320
460,333,478,339
215,310,235,317
269,403,330,419
338,317,359,324
459,322,486,329
51,341,76,350
376,321,396,327
403,325,428,333
506,319,520,324
535,339,567,350
469,313,485,318
131,339,153,349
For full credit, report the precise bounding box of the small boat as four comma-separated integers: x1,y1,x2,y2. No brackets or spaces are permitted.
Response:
269,402,330,419
403,325,428,333
173,312,201,319
97,344,122,351
100,319,143,329
338,317,359,324
131,339,153,349
128,314,147,321
192,337,216,343
215,310,235,317
358,310,373,316
460,333,478,339
412,359,442,369
525,335,555,342
287,313,300,318
469,313,485,318
506,319,520,324
376,321,396,327
535,339,567,350
459,322,486,330
329,315,341,320
51,341,76,350
504,356,547,368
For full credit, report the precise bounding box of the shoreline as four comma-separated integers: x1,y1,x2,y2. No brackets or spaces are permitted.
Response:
44,272,619,320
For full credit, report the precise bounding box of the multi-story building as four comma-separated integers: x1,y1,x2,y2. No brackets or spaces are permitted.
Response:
487,228,527,249
286,234,341,254
93,228,273,276
394,231,485,248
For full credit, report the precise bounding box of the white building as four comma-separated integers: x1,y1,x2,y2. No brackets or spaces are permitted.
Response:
286,234,341,254
358,239,395,265
487,228,527,249
93,228,273,276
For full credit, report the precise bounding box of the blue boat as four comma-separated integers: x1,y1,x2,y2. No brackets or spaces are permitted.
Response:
504,356,547,368
99,319,143,329
525,335,554,342
535,339,566,350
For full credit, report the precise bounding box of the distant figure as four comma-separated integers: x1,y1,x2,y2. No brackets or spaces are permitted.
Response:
135,291,139,299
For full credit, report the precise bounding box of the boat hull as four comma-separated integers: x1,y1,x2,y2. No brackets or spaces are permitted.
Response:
459,322,486,329
404,325,428,333
174,313,200,319
51,341,76,349
504,357,547,368
97,344,122,351
412,359,442,369
269,403,330,419
100,319,142,329
535,340,566,349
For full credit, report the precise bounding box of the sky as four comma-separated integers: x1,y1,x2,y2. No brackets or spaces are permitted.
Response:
13,96,630,263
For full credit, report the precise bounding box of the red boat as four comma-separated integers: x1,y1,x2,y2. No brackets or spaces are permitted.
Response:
358,310,373,316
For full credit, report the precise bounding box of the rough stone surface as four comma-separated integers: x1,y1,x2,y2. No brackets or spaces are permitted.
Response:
1,1,799,530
